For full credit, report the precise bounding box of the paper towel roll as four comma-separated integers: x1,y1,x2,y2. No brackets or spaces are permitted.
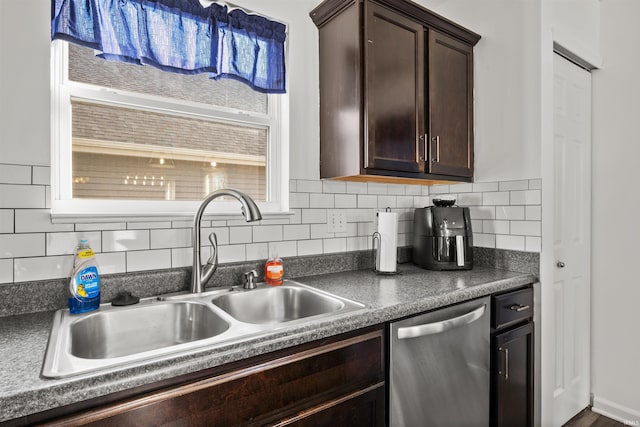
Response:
376,210,398,273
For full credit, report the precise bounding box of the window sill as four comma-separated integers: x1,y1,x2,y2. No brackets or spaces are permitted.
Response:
50,211,294,224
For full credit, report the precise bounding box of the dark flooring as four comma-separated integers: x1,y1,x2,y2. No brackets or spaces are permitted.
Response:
563,407,627,427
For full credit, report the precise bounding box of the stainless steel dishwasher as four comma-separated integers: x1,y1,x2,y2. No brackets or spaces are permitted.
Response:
389,296,491,427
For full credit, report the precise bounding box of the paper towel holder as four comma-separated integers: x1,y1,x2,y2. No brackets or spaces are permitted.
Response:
372,207,399,275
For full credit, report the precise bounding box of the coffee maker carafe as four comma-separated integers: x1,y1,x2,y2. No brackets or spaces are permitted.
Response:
412,203,473,270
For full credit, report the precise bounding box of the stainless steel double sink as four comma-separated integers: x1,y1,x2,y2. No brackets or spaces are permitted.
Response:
42,281,365,378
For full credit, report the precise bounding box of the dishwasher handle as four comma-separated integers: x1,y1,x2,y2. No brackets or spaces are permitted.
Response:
397,304,487,340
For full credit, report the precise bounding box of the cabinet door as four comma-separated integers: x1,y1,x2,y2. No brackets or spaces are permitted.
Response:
364,2,425,174
428,29,474,177
492,322,534,427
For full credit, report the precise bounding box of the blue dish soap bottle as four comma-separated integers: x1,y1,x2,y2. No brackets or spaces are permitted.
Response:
68,239,101,314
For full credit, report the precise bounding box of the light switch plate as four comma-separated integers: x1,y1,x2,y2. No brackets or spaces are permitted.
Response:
327,209,347,233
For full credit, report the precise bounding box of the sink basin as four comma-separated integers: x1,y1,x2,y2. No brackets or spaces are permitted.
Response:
42,281,365,378
211,285,346,324
69,302,229,359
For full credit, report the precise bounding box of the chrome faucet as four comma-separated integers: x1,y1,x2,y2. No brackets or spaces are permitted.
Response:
191,189,262,293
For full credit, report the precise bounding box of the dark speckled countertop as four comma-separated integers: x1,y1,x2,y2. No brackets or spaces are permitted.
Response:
0,264,536,423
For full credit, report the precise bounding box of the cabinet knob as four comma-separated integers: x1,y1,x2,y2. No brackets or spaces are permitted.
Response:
557,261,565,268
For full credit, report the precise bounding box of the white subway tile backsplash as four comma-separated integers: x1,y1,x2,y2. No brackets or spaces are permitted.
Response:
284,224,310,241
458,193,482,206
347,208,374,223
201,227,229,245
127,249,171,272
414,196,430,207
367,183,387,195
297,180,323,193
47,232,101,256
0,164,31,184
397,196,414,209
32,166,51,185
310,223,334,239
525,206,542,221
0,210,14,233
472,182,499,192
288,209,302,225
0,184,46,208
335,194,357,209
526,236,541,252
529,179,542,190
301,209,327,224
377,195,397,209
405,185,422,195
346,182,368,194
218,244,246,263
499,180,529,191
268,240,297,258
449,183,473,193
0,176,544,285
0,233,45,258
0,259,13,283
322,181,346,194
252,225,283,242
94,252,126,274
496,206,525,221
246,243,268,261
310,193,334,208
510,190,541,205
387,184,405,195
357,195,378,209
483,192,510,206
347,236,369,251
230,226,252,244
151,228,191,249
297,240,323,257
290,192,310,209
468,206,496,220
496,235,525,251
323,237,347,254
14,255,73,282
474,233,496,248
430,185,450,194
483,220,510,235
358,222,375,237
103,230,149,252
171,247,192,268
510,221,541,236
13,209,67,233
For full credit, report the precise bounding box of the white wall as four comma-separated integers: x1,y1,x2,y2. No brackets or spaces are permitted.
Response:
591,0,640,421
0,1,50,166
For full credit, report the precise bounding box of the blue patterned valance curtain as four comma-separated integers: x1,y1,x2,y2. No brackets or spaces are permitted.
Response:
51,0,287,93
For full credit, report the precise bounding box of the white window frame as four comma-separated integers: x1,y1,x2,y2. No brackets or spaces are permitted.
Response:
50,40,289,222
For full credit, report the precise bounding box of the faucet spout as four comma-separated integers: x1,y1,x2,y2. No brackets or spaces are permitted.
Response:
191,189,262,293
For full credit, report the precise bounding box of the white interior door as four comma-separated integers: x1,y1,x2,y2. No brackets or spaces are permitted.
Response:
552,53,592,426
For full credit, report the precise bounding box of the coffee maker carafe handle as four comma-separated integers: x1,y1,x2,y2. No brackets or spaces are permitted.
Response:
456,235,465,267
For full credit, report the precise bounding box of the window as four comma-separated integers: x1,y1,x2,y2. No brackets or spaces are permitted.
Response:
52,40,288,219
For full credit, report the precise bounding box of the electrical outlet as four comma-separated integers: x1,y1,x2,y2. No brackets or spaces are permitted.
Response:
327,209,347,233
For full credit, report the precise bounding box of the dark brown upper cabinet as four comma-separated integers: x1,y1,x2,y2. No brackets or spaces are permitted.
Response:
310,0,480,184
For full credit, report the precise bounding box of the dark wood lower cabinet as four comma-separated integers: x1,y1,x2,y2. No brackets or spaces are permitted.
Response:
491,287,535,427
37,328,385,427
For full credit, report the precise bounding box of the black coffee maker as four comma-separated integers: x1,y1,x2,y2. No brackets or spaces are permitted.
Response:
412,199,473,270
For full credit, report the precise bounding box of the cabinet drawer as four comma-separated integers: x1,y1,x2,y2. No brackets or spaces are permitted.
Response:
492,287,533,330
43,330,384,427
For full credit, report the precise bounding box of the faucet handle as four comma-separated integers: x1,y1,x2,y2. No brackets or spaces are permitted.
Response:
243,270,258,289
